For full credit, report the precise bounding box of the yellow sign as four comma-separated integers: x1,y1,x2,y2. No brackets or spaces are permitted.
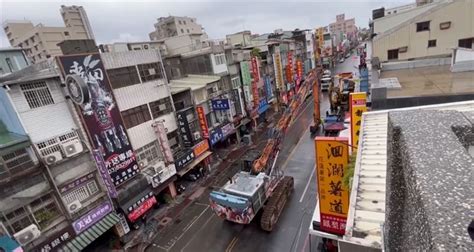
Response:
315,137,349,235
350,92,367,150
273,52,284,90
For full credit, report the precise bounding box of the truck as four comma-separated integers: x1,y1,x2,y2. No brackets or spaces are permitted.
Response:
209,70,318,231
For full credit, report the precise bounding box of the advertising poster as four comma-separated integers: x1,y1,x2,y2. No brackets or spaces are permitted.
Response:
57,53,139,187
314,137,349,235
196,106,209,138
72,201,113,234
176,110,193,147
193,140,210,157
273,52,284,90
349,92,367,150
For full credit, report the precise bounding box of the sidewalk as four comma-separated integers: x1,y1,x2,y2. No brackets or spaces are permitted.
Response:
124,108,281,251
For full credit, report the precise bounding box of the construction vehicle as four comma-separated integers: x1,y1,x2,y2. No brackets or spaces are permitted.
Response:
209,70,317,231
329,72,355,112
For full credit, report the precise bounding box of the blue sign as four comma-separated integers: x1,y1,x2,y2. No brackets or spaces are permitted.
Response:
211,99,230,110
258,98,270,115
264,75,273,99
209,127,223,145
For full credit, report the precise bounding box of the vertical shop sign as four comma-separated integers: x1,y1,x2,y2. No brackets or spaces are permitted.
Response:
176,110,193,147
287,51,294,83
273,52,284,90
57,53,139,187
196,106,209,138
114,213,130,237
93,149,118,198
152,121,174,164
264,75,273,100
251,56,260,109
251,56,260,82
240,61,252,86
349,92,367,150
314,137,349,235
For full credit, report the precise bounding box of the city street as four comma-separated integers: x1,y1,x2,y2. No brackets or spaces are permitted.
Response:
144,76,346,252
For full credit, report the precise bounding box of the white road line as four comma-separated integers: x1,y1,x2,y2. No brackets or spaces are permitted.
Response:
167,205,210,250
181,214,214,252
299,165,316,203
195,202,209,206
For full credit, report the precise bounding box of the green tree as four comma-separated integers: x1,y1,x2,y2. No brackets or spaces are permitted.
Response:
251,48,261,58
342,154,357,191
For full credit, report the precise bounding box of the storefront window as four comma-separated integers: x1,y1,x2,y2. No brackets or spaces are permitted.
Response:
136,141,162,164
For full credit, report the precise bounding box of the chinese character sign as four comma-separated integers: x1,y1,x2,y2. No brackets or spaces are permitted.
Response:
176,110,193,147
153,121,174,164
211,99,230,110
287,51,294,83
72,201,112,234
264,75,273,99
251,56,260,82
349,92,367,151
240,61,252,86
273,52,284,90
196,106,209,138
57,53,139,187
314,137,349,235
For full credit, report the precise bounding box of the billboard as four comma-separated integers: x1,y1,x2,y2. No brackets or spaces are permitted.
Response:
193,139,210,157
314,137,349,235
209,127,223,146
153,121,174,164
57,53,139,187
264,75,273,99
73,201,112,234
211,99,230,110
176,110,193,147
240,61,252,86
196,106,209,138
349,92,367,150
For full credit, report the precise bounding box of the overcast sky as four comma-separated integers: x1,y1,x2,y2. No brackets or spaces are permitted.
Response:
1,0,412,46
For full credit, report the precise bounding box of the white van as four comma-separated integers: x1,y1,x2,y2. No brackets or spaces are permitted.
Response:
321,77,332,91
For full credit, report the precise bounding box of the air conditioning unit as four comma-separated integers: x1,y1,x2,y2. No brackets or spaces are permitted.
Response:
67,200,82,214
153,164,163,175
139,159,148,168
193,132,201,141
44,151,63,165
143,44,149,49
13,224,41,246
60,139,84,157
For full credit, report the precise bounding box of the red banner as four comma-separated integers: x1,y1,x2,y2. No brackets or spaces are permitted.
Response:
127,196,157,222
287,51,294,83
251,56,259,82
196,106,209,138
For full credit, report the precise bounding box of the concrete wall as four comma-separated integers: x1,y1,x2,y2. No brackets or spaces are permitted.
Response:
451,47,474,72
381,57,451,70
101,49,162,69
373,0,473,62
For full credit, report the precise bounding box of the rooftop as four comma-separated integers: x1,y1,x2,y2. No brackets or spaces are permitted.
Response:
344,101,474,250
379,65,474,98
170,74,220,90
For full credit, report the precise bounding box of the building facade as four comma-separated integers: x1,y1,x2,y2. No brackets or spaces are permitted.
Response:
149,15,208,41
3,5,94,63
329,14,357,39
372,0,474,62
0,48,29,76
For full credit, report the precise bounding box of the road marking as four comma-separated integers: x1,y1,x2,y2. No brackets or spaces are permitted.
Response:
181,214,214,252
195,202,209,206
225,237,238,252
299,165,316,203
166,205,209,250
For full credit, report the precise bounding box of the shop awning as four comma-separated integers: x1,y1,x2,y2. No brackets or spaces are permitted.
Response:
61,212,120,252
177,151,212,176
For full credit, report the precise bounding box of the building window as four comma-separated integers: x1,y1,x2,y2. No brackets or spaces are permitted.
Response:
5,57,14,72
3,193,61,233
181,29,184,33
178,20,182,25
149,97,172,118
135,141,162,164
428,39,437,47
0,148,35,176
416,21,430,32
122,104,151,129
64,31,70,36
388,49,399,60
187,29,190,33
214,54,225,65
231,77,241,89
31,36,35,43
458,38,473,49
167,130,180,153
137,62,163,83
439,21,451,30
183,20,187,25
107,66,141,89
34,45,38,51
20,81,55,109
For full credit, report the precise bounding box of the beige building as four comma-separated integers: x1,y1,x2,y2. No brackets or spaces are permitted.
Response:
329,14,356,36
373,0,474,62
149,15,208,41
3,5,94,63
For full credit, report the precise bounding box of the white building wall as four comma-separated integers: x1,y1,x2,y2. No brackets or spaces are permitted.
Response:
9,78,77,143
101,50,162,69
126,112,177,150
113,80,167,111
210,53,229,75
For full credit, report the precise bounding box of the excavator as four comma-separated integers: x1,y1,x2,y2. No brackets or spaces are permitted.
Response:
209,69,318,231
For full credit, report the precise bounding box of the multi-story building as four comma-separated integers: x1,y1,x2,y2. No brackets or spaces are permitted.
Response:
0,48,29,76
372,0,474,62
2,5,94,63
226,31,252,47
100,49,179,205
329,14,357,40
149,15,208,41
0,57,118,251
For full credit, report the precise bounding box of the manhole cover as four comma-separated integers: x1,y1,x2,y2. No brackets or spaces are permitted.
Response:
160,217,172,225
